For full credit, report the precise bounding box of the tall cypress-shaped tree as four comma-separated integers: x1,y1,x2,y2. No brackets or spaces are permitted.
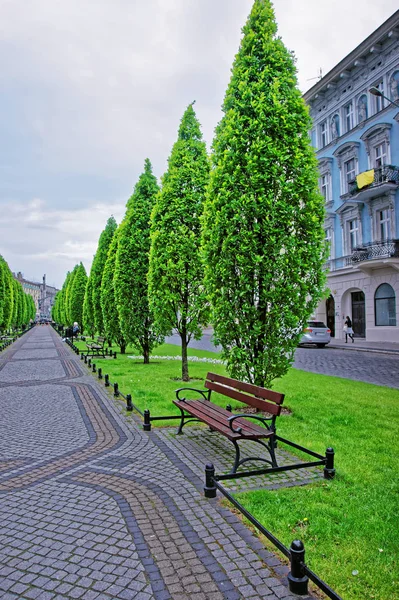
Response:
101,230,127,353
58,271,72,325
2,261,14,331
11,279,20,329
148,104,210,380
91,216,117,335
202,0,326,387
65,266,78,326
0,258,5,330
115,159,162,362
70,263,88,331
83,275,95,336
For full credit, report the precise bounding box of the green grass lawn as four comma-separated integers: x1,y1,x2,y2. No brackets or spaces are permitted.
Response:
73,337,398,600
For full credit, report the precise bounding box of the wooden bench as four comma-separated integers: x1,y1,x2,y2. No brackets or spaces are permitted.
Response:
174,372,285,474
85,336,106,358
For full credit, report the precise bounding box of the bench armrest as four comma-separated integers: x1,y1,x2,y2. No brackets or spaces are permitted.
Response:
175,388,211,402
228,414,273,434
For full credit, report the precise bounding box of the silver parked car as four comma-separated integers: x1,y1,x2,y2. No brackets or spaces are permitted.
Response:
299,320,331,348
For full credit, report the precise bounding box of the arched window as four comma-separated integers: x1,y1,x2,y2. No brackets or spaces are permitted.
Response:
375,284,396,326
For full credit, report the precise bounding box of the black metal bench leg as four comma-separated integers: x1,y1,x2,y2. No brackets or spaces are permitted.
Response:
230,440,241,474
267,436,278,468
176,407,186,435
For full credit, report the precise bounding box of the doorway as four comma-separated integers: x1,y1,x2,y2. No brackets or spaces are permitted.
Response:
326,295,335,337
351,291,366,337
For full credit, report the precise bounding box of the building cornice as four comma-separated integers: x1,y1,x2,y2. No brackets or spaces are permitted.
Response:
304,10,399,102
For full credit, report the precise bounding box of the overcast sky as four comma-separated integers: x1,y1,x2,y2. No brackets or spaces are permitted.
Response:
0,0,398,288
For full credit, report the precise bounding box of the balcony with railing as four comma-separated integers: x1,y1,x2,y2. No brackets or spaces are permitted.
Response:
349,165,399,198
326,240,399,273
351,239,399,263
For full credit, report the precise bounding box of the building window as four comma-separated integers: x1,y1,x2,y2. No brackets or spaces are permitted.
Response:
344,102,354,132
373,142,388,169
375,283,396,326
320,173,330,202
379,209,391,241
325,227,333,260
320,121,328,148
349,219,359,251
373,81,384,113
344,158,356,193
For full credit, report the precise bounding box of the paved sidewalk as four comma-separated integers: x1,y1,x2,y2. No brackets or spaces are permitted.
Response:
0,327,315,600
328,337,399,354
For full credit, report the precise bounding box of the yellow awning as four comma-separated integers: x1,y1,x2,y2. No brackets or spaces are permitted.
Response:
356,169,375,189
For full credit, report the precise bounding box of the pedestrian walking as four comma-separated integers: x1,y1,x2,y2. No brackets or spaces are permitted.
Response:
344,316,354,343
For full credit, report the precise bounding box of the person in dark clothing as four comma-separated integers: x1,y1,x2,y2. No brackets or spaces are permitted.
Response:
344,316,354,343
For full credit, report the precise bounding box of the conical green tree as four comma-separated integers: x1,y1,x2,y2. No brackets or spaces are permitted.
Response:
114,159,162,362
70,263,88,331
0,258,5,330
202,0,326,387
91,216,117,335
2,262,14,331
101,229,127,354
148,104,210,380
83,275,95,336
65,266,78,325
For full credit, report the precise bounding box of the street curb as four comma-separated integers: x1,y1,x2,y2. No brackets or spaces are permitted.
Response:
327,345,399,356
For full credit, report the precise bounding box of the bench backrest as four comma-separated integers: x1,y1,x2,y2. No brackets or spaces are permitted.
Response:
205,372,284,416
97,337,105,343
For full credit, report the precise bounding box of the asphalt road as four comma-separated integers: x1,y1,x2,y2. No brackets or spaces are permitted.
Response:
165,332,399,389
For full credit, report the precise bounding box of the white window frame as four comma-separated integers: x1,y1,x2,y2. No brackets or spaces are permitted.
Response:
333,142,360,198
373,81,385,113
360,123,392,171
319,121,328,149
369,193,396,243
338,204,363,256
343,158,356,194
348,219,359,251
373,141,389,169
379,208,391,241
344,102,354,132
318,158,333,208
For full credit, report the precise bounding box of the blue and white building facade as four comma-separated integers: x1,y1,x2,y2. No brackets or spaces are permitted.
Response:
305,10,399,342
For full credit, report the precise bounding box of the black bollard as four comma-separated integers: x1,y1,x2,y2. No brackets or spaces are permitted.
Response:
288,540,308,595
88,358,91,367
92,363,96,373
81,353,84,360
126,394,133,411
143,409,151,431
204,463,217,498
113,351,117,359
226,404,232,412
324,447,336,479
98,368,102,379
113,382,119,397
84,355,88,364
105,374,109,387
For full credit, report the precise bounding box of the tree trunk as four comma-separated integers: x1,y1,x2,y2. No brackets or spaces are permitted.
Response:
181,325,189,382
143,335,150,364
120,342,126,355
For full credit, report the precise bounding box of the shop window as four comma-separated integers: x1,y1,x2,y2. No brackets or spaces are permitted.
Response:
375,283,396,326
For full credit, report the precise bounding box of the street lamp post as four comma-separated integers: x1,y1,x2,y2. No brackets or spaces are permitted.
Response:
369,86,399,109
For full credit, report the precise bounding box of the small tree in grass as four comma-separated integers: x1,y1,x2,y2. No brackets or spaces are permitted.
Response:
202,0,326,387
101,230,127,354
148,103,210,381
115,159,162,362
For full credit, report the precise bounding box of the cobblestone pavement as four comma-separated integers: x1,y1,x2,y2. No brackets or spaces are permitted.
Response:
166,332,399,388
0,327,316,599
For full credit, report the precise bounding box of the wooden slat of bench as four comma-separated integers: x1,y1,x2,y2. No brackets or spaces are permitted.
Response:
207,372,284,405
173,400,273,441
204,380,281,416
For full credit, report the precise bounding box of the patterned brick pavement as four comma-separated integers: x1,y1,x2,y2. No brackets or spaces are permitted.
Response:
0,327,315,599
